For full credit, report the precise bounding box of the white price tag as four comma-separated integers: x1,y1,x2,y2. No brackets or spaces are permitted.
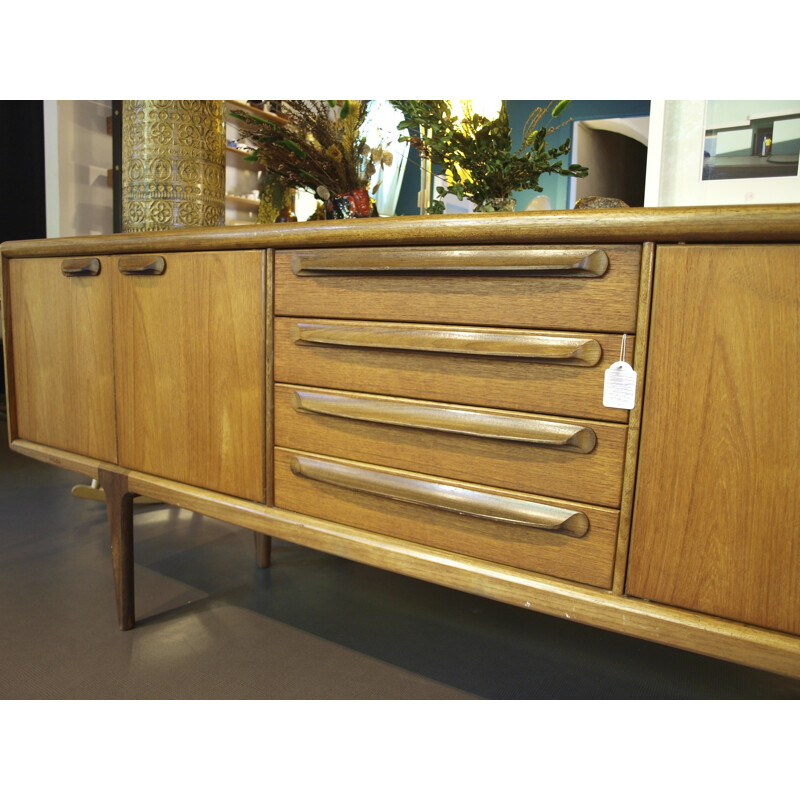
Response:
603,361,637,409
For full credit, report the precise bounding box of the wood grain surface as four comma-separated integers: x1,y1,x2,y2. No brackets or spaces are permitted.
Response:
4,204,800,259
289,451,591,536
274,316,632,423
627,244,800,636
274,447,619,589
289,246,611,275
112,250,266,502
612,243,655,594
274,383,627,507
275,245,640,333
98,468,136,630
7,257,117,462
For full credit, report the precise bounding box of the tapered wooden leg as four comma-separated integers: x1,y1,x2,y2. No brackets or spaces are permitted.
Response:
254,532,272,568
98,469,137,630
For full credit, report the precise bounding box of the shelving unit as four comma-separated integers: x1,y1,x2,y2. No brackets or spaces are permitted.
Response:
224,101,288,225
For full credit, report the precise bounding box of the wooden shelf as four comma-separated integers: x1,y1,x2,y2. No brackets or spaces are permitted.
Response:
226,145,261,171
225,100,288,127
225,104,271,223
226,145,256,158
226,194,261,210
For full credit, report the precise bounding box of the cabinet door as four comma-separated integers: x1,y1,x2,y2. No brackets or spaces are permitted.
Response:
7,256,117,462
112,250,265,502
627,245,800,635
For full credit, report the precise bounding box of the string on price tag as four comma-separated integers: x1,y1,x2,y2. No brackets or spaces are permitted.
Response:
603,334,637,409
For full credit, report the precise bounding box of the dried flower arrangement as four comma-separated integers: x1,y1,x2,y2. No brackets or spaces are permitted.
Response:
390,100,588,213
230,100,393,216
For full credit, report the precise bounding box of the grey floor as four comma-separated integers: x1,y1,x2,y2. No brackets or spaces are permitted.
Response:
2,419,800,700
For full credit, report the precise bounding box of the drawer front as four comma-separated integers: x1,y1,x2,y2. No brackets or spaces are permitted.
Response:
274,244,641,333
274,317,631,423
274,448,618,589
275,384,627,507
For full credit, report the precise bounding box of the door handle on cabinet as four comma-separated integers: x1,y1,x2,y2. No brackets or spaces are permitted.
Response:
291,389,597,452
291,322,602,366
290,455,590,537
117,255,167,275
61,257,101,277
291,248,609,276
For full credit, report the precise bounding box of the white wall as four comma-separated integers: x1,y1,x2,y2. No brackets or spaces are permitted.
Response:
45,100,114,238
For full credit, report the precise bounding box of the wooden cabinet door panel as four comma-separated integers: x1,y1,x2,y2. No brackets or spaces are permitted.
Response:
112,250,265,502
627,245,800,635
7,257,117,462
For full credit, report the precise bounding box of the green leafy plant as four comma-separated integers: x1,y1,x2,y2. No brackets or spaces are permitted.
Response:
391,100,588,213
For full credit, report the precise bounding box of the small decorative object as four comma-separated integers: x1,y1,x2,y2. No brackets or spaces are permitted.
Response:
121,100,226,232
230,101,382,219
391,100,588,213
574,196,630,209
274,205,297,223
319,186,374,219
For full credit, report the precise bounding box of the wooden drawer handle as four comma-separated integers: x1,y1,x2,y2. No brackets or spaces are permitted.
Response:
61,257,100,277
118,255,166,275
291,322,602,366
291,248,609,277
290,455,589,537
291,389,597,453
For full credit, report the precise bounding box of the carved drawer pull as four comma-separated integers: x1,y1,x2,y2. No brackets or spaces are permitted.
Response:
291,248,609,276
291,389,597,453
290,455,590,537
291,322,602,366
61,257,101,277
117,255,167,275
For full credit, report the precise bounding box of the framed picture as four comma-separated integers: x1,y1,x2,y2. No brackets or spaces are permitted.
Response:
644,100,800,206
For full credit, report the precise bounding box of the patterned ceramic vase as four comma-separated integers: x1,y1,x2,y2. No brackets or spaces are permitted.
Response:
324,187,374,219
121,100,226,232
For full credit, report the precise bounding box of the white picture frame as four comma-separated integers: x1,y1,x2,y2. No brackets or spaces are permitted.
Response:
644,100,800,207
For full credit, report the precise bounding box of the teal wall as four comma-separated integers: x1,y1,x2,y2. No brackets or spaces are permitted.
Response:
395,99,650,215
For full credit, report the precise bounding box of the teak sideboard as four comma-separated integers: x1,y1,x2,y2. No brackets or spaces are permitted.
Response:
3,205,800,679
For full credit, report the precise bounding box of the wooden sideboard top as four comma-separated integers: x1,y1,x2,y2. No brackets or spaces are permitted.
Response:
3,204,800,258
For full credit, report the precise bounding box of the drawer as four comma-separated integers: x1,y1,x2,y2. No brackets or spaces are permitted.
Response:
273,317,632,423
274,245,641,333
274,448,619,589
275,384,627,507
